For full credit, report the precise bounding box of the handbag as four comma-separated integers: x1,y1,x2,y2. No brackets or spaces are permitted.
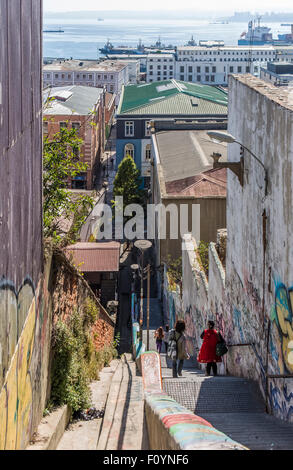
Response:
216,334,228,356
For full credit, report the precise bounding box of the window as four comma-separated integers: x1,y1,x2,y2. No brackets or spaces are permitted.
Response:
212,66,216,73
110,75,114,80
188,66,193,73
125,143,135,159
43,121,48,134
46,73,50,79
89,74,93,80
229,66,234,73
197,66,201,73
205,67,209,73
125,121,134,137
205,75,209,81
180,66,184,73
188,75,192,81
104,75,108,80
211,75,215,82
145,144,151,161
237,66,242,73
197,75,201,81
72,122,81,134
60,122,68,129
145,121,151,136
55,74,59,79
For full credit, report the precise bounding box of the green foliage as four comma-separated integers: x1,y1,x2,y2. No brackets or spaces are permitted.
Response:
84,298,99,325
165,255,182,288
197,241,209,276
112,156,144,212
50,305,118,414
43,125,94,246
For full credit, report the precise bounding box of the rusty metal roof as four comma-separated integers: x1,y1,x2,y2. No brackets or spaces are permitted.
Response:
65,242,121,273
165,168,227,197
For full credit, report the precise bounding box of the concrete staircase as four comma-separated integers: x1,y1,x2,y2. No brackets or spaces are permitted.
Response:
57,355,148,451
97,354,148,451
161,354,293,450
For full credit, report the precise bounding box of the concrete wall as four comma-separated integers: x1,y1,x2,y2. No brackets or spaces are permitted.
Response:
226,75,293,420
141,352,246,450
181,76,293,422
0,0,44,450
0,247,115,450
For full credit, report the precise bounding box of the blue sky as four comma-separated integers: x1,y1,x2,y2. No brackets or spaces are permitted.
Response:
43,0,293,13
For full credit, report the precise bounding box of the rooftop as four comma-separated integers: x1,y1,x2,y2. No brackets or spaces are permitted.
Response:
118,79,228,116
153,128,227,185
65,242,121,273
43,59,128,72
166,168,227,197
43,85,104,115
231,74,293,112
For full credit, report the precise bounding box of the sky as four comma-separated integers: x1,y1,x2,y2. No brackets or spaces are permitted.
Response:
43,0,293,13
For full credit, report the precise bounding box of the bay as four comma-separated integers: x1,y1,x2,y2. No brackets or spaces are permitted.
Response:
43,18,287,60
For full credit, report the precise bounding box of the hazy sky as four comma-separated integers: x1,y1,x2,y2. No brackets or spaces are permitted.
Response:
43,0,293,13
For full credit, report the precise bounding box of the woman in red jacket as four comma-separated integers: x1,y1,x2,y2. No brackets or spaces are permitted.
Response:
198,321,223,376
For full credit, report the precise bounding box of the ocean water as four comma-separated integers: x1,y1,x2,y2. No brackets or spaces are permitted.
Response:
43,18,287,60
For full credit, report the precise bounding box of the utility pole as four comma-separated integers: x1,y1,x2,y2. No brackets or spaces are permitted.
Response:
134,240,152,347
147,264,151,351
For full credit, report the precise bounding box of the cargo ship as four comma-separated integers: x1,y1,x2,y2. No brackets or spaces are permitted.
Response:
99,38,175,56
238,18,293,45
43,28,64,33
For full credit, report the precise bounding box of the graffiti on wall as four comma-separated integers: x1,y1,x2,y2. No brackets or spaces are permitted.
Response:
271,282,293,374
0,280,36,450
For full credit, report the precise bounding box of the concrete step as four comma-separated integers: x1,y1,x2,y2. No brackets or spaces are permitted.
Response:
57,359,120,450
163,376,265,414
97,354,147,451
201,413,293,450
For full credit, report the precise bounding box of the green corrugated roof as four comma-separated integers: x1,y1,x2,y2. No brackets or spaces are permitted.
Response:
123,93,227,116
118,79,228,115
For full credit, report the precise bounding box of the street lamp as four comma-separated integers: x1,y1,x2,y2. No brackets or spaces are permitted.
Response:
207,131,268,196
134,240,152,348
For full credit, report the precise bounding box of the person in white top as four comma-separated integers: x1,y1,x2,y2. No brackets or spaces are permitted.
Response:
163,325,170,353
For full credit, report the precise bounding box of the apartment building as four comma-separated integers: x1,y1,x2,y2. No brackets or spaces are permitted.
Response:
260,62,293,86
175,45,279,85
146,54,176,82
43,86,112,190
43,59,129,104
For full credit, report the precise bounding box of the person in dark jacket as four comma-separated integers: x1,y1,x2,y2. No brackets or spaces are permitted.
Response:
154,327,164,354
197,321,223,376
171,320,190,378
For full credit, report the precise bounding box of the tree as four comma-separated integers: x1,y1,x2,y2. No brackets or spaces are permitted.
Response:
112,155,144,211
43,126,94,246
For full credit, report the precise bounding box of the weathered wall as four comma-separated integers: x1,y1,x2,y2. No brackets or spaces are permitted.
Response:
182,235,209,358
0,248,115,450
0,0,45,450
227,75,293,421
51,251,115,352
181,77,293,422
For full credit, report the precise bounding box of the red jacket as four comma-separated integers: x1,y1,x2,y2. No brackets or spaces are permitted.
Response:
197,329,222,363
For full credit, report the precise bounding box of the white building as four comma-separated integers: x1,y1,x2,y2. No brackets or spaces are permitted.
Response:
43,59,129,105
175,45,279,85
146,54,176,83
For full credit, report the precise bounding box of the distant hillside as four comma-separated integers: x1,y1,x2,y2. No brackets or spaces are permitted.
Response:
44,9,230,21
226,11,293,22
